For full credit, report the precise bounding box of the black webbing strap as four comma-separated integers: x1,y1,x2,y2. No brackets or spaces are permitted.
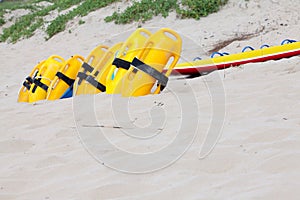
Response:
112,58,131,70
77,62,94,85
56,72,75,86
86,75,106,92
26,76,33,84
33,78,48,92
94,70,99,77
77,71,88,81
22,76,34,90
82,62,94,72
23,81,31,90
131,57,169,87
77,72,88,85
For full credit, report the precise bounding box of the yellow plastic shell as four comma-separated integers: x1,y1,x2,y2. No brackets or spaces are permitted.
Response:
78,42,124,95
105,28,152,94
74,45,109,95
28,55,65,103
17,61,45,102
46,55,84,100
119,28,182,97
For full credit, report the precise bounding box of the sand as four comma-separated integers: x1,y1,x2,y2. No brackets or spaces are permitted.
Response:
0,0,300,199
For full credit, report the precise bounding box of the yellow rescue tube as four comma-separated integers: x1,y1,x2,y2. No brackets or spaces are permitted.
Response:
119,28,182,97
78,42,124,95
18,61,45,103
105,28,152,94
46,55,84,100
28,55,65,103
74,45,109,95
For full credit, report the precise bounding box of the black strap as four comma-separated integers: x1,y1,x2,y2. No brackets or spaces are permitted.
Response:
77,72,87,85
82,62,94,72
77,72,88,80
33,78,48,92
86,75,106,92
77,63,94,85
26,76,33,84
112,58,131,70
131,57,168,87
77,72,88,85
56,72,75,86
23,81,31,90
94,70,99,77
22,76,33,90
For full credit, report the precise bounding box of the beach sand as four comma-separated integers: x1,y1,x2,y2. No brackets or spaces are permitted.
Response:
0,0,299,199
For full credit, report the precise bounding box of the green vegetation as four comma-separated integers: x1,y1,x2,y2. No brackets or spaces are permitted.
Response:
0,0,45,23
78,19,85,25
46,0,119,39
1,6,51,42
179,0,228,19
0,0,39,12
0,0,84,42
0,0,228,43
105,0,228,24
0,18,4,26
105,0,177,24
0,0,38,27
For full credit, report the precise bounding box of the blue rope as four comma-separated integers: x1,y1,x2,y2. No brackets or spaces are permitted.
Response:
211,52,223,58
193,57,202,61
242,46,255,52
260,44,270,49
210,52,229,58
281,39,297,45
194,39,297,61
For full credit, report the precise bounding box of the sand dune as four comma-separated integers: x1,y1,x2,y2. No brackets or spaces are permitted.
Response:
0,0,299,199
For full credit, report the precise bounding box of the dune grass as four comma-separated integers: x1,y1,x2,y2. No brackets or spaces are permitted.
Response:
105,0,178,24
46,0,119,39
0,0,84,42
0,0,40,25
0,0,228,43
105,0,229,24
179,0,229,19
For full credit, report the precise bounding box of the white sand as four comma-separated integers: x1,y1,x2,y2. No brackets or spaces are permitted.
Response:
0,0,300,199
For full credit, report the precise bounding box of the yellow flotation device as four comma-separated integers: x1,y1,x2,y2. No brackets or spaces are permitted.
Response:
75,42,124,95
105,28,152,94
18,61,46,102
28,55,65,103
74,45,109,95
46,55,84,100
116,28,182,97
